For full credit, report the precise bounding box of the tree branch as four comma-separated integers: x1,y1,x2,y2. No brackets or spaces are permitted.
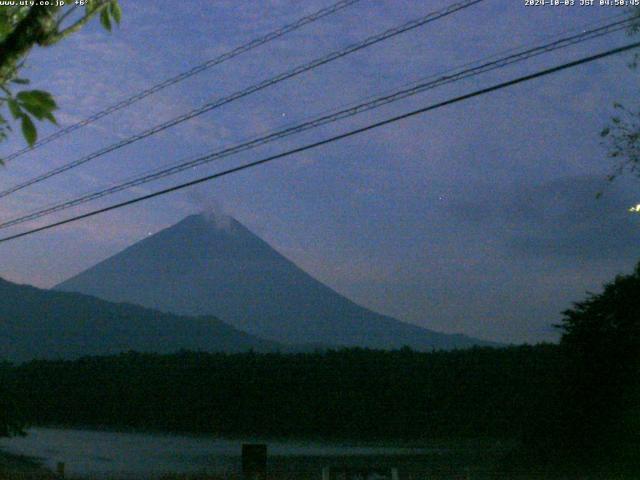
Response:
50,5,107,42
54,5,79,30
0,5,60,83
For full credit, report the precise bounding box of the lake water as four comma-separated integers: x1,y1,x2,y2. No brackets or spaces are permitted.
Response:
0,427,433,479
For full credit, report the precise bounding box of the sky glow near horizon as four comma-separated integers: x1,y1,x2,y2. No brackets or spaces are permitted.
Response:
1,0,639,344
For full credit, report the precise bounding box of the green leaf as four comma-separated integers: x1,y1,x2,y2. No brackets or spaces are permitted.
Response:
0,18,11,42
20,101,53,121
16,90,57,112
110,1,122,24
20,115,36,146
100,8,112,31
7,98,22,120
11,78,29,85
44,111,58,125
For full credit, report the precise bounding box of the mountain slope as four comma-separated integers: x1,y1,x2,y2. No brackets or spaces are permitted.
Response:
0,277,278,362
56,214,492,349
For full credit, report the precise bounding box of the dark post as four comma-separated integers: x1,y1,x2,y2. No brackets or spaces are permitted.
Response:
242,443,267,480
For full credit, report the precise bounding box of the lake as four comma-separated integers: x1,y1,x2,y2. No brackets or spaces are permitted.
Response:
0,427,435,479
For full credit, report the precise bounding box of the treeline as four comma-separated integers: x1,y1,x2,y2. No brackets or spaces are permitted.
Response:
12,345,561,441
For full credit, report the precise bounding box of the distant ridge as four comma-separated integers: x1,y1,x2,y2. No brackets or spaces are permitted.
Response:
0,277,278,362
56,214,494,350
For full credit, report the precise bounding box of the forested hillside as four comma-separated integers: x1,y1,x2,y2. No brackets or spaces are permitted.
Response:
14,345,560,440
0,278,278,362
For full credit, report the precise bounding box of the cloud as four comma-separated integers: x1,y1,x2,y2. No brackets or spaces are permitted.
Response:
185,187,233,230
448,175,640,260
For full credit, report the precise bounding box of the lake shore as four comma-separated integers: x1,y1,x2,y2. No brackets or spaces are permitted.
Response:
0,448,54,479
4,428,636,480
0,427,509,479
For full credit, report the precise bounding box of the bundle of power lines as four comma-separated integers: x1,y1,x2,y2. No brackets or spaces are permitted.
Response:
0,0,637,243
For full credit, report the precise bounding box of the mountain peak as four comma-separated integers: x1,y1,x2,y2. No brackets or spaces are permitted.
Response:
177,212,237,232
56,215,493,350
136,213,280,266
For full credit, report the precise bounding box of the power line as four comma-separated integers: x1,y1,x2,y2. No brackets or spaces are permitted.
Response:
0,15,631,231
2,0,362,163
0,0,485,199
1,40,637,245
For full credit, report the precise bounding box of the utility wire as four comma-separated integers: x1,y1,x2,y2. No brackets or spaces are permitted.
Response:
1,40,637,244
0,0,485,199
0,15,631,231
2,0,362,163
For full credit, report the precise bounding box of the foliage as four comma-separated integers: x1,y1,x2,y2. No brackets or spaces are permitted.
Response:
0,360,26,437
521,263,640,472
0,277,277,363
0,0,121,156
600,6,640,185
557,262,640,452
12,345,561,441
599,102,640,185
559,262,640,354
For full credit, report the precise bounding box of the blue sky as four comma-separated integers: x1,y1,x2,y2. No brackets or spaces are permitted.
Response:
0,0,639,343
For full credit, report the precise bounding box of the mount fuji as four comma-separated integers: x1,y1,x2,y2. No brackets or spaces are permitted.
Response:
56,214,492,350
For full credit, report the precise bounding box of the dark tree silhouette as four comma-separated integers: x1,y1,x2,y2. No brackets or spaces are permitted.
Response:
523,262,640,472
0,360,25,437
558,263,640,456
14,346,560,441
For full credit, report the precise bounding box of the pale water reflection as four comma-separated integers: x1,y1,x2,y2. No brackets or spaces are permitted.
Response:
0,428,430,478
